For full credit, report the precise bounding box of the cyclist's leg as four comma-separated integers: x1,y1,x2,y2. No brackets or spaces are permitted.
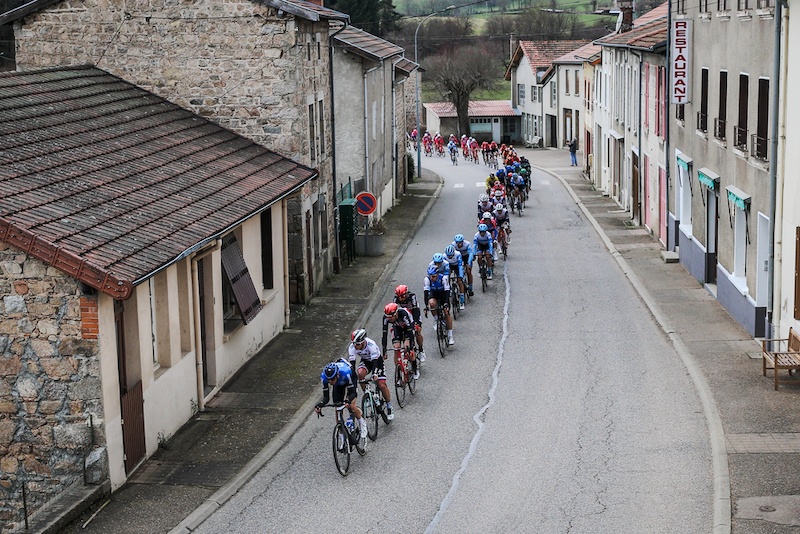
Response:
374,360,392,403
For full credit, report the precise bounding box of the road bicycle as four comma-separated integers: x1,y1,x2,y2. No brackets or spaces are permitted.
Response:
424,142,433,157
511,188,523,216
476,253,489,293
436,144,445,157
318,403,366,476
394,344,417,408
434,303,449,357
450,148,458,165
360,375,391,441
497,223,509,260
450,275,465,318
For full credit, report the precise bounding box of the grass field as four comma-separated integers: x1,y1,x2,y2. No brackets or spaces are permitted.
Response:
421,81,510,103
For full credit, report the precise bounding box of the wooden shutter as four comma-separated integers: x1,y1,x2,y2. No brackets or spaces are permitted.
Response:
221,234,263,325
644,64,650,130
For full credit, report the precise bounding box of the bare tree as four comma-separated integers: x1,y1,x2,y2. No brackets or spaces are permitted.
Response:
425,46,500,136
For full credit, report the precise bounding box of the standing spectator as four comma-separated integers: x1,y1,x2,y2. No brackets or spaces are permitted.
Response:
568,138,578,166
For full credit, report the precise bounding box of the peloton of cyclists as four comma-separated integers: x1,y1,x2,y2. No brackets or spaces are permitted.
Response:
348,328,394,420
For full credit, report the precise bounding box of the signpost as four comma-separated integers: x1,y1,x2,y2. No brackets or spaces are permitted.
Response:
355,192,377,216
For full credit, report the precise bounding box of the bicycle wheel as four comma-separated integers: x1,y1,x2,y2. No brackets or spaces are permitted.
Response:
361,393,379,441
451,290,459,320
502,238,508,261
436,317,447,357
394,364,407,408
480,264,487,293
332,424,350,476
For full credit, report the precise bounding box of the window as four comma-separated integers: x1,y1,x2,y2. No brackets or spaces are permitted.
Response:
677,0,686,13
676,104,685,122
518,83,525,102
551,81,557,107
718,0,728,9
308,104,316,163
564,70,570,95
318,100,325,156
715,71,727,140
698,68,709,132
658,66,666,138
574,70,580,95
735,74,749,150
733,204,747,281
738,0,749,9
531,85,537,102
220,233,263,326
261,209,274,290
701,0,711,12
644,64,650,129
755,78,769,159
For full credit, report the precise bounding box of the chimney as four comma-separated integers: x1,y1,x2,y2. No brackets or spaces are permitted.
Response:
617,0,633,32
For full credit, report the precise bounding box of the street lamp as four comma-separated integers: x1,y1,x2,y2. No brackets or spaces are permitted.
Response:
414,4,457,182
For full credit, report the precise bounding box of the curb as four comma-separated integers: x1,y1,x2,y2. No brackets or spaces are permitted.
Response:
537,165,732,534
169,174,444,533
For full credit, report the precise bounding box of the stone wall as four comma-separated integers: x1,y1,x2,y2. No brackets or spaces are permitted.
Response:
0,243,106,530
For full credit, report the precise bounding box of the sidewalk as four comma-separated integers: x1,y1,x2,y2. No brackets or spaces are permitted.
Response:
60,147,800,533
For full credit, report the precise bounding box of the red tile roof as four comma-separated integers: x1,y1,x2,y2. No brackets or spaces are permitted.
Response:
595,16,667,50
505,40,590,80
553,42,603,64
334,26,404,61
0,66,316,300
393,57,420,76
424,100,520,118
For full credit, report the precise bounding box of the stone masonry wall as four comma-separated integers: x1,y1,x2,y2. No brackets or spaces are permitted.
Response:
0,243,106,530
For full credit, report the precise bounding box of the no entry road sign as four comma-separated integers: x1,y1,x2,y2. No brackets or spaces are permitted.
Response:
355,192,377,216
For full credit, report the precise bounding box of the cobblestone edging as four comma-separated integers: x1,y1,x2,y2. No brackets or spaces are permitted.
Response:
0,244,106,530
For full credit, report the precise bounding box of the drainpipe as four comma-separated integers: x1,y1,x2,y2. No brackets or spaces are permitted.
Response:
190,240,221,412
364,63,382,195
391,57,399,201
666,0,673,250
283,200,290,328
635,50,643,226
768,0,786,334
329,21,348,273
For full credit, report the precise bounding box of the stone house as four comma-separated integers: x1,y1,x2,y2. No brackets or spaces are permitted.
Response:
505,40,590,149
0,66,315,529
668,0,776,337
575,43,601,178
2,0,349,304
332,25,417,218
595,5,668,234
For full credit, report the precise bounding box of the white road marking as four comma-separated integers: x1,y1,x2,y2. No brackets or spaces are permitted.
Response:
540,180,551,186
454,183,465,188
476,182,485,187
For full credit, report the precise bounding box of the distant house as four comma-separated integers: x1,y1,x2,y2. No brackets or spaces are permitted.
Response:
4,0,349,304
505,40,590,148
423,100,521,144
332,26,418,217
0,66,315,528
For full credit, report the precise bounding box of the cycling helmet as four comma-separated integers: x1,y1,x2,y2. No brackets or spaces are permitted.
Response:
427,265,439,275
454,234,465,243
478,223,488,232
395,284,408,297
493,190,503,197
482,212,493,219
495,169,505,178
479,193,489,202
520,169,528,176
323,362,339,381
384,302,399,316
351,329,367,344
493,203,503,212
432,252,445,263
444,245,456,257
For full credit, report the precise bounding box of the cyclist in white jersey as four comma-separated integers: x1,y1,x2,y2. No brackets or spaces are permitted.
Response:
348,328,394,420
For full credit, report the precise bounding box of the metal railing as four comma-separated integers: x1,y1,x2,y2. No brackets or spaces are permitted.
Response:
714,117,726,140
751,133,768,160
734,126,748,151
696,111,708,133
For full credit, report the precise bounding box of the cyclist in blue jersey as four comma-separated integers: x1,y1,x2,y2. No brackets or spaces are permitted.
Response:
428,252,450,276
443,245,466,310
474,224,494,279
424,265,454,345
453,234,474,296
314,358,368,438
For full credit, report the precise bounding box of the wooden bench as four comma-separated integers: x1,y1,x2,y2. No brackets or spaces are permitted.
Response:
762,327,800,390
